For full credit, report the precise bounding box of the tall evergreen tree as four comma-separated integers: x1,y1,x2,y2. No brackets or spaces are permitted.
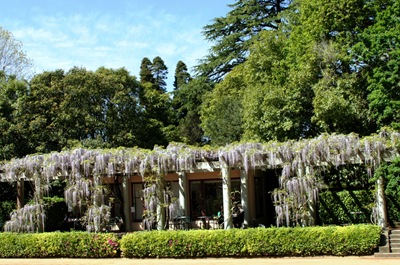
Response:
195,0,292,81
139,57,154,84
151,56,168,92
173,60,191,91
138,56,172,147
172,61,191,118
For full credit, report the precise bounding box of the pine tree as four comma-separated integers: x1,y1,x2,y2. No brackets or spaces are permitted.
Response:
139,57,154,84
173,60,191,91
151,56,168,92
195,0,292,82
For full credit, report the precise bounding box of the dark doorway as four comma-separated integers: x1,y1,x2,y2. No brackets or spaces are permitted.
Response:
254,169,280,227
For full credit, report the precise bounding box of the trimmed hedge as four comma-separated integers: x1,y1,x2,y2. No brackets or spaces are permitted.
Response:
120,224,381,258
0,225,380,258
0,232,120,258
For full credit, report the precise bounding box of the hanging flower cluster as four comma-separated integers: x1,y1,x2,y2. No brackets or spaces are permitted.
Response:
0,130,398,231
3,203,45,232
2,131,398,182
83,204,111,233
273,177,323,227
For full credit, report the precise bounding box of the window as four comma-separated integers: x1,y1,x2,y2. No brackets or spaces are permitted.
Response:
190,179,240,219
132,183,143,221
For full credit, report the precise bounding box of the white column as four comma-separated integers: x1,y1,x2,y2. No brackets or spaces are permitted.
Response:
221,162,233,229
377,176,388,228
240,169,249,228
122,175,131,231
178,171,187,216
156,175,166,230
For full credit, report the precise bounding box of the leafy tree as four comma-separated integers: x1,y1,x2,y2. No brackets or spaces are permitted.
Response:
0,26,33,79
0,72,30,159
59,67,100,144
294,0,377,135
195,0,292,81
92,67,143,148
201,66,244,145
13,67,143,153
352,0,400,129
236,25,318,141
238,0,381,141
61,67,142,149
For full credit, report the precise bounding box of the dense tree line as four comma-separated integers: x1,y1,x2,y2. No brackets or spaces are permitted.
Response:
199,0,400,145
0,60,201,160
1,0,399,160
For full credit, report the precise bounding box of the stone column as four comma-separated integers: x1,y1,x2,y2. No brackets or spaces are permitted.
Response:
178,171,187,216
156,175,166,230
240,169,249,228
377,176,388,228
122,175,131,231
221,162,233,229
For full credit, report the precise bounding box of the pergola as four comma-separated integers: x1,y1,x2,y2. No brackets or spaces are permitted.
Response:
1,130,399,232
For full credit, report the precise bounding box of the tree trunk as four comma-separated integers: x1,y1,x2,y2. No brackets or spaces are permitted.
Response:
17,179,24,209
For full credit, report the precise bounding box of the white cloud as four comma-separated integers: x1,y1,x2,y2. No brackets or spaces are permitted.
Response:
1,1,230,89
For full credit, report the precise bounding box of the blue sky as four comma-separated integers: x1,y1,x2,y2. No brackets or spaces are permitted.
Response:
1,0,232,89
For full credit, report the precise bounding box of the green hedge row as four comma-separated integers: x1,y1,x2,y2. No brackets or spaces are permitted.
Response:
0,225,380,258
0,232,120,258
120,224,381,258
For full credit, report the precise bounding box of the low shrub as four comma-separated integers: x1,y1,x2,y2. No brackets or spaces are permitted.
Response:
0,232,120,258
120,224,381,258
